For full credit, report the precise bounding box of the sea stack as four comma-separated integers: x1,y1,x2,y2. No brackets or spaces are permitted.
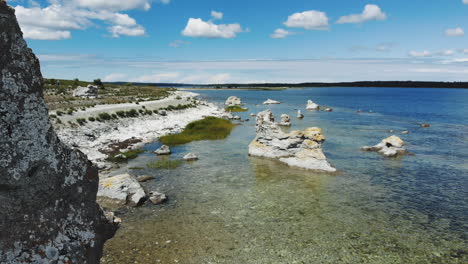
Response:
248,110,336,172
361,135,408,157
279,114,292,126
0,1,118,262
306,100,319,110
225,96,242,106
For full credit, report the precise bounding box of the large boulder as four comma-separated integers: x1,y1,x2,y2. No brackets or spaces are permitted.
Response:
73,85,98,98
361,135,408,157
306,100,319,110
0,2,117,263
97,174,147,208
248,110,336,172
279,114,291,127
225,96,242,106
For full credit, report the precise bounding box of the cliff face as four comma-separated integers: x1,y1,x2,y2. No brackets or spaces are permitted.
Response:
0,1,118,263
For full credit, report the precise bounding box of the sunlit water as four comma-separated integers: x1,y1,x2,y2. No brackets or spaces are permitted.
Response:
102,88,467,264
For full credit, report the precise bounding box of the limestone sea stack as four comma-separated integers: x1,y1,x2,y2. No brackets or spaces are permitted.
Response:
248,110,336,172
279,114,292,127
361,135,408,157
0,1,118,262
225,96,242,106
263,99,281,105
306,100,319,110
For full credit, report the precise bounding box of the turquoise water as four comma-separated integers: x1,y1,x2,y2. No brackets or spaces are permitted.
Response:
102,88,467,264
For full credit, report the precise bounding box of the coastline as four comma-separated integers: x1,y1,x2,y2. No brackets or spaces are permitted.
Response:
54,91,228,173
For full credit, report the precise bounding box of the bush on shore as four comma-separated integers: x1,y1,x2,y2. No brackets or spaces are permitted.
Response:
225,105,248,112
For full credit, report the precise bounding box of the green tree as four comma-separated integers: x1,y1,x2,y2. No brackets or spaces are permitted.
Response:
93,78,104,88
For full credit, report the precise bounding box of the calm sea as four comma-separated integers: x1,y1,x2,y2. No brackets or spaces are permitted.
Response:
103,87,467,264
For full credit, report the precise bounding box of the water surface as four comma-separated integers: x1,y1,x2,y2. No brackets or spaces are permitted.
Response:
102,88,467,264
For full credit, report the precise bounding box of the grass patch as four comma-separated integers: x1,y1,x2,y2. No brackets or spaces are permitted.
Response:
129,167,145,170
160,116,235,146
225,105,248,112
147,159,183,169
107,149,145,163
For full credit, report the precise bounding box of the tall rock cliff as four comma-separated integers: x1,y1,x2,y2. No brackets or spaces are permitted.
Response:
0,1,118,263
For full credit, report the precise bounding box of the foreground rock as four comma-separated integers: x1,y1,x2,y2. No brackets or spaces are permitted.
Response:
306,100,319,110
154,144,171,155
248,110,336,172
361,135,408,157
225,96,242,106
183,153,199,161
97,174,147,208
263,99,281,104
0,2,117,262
279,114,292,126
73,84,98,99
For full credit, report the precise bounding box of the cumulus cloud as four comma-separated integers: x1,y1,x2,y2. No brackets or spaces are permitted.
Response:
283,10,329,30
409,50,431,57
13,1,148,40
337,4,387,24
182,18,244,38
270,28,293,39
445,27,464,37
211,10,223,20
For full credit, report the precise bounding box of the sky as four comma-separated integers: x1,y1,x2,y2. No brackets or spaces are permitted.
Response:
8,0,468,84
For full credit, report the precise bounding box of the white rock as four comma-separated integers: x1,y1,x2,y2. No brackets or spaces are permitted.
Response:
250,113,257,117
97,173,147,207
248,110,335,172
263,99,281,105
73,85,98,99
154,145,171,155
225,96,242,106
297,110,304,119
149,191,168,205
183,153,199,161
279,114,292,127
361,135,408,157
306,100,319,110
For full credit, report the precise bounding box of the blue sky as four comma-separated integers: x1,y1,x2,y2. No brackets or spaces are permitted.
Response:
9,0,468,83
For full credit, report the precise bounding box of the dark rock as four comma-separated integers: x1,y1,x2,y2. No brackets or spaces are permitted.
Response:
0,2,118,262
420,123,430,128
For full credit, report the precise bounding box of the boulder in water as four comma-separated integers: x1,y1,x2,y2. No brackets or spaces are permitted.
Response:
279,114,292,126
225,96,242,106
97,173,147,208
297,110,304,119
183,153,199,161
248,110,336,172
306,100,319,110
149,191,168,205
154,145,171,155
361,135,408,157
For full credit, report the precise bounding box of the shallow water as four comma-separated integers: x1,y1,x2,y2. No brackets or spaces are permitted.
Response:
102,88,467,264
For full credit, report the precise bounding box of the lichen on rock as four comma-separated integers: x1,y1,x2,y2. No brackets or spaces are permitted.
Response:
0,1,118,263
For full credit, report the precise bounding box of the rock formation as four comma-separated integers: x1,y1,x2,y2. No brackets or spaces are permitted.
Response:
297,110,304,119
263,99,281,104
154,145,171,155
361,135,408,157
279,114,292,126
306,100,319,110
248,110,336,172
183,153,199,161
225,96,242,106
0,2,117,263
97,174,147,208
73,85,98,99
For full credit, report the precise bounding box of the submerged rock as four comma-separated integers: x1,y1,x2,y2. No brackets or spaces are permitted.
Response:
136,175,156,182
279,114,292,127
263,99,281,104
250,113,257,117
306,100,319,110
248,110,336,172
361,135,408,157
323,107,333,112
225,96,242,106
183,153,199,161
0,2,117,262
149,191,168,205
97,174,147,208
420,123,430,128
73,85,98,99
154,145,171,155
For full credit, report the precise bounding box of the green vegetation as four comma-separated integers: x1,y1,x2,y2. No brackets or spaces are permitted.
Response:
88,117,96,122
107,149,145,163
147,159,183,169
76,118,87,126
129,167,145,170
49,114,57,119
98,112,112,121
225,105,248,112
160,116,235,146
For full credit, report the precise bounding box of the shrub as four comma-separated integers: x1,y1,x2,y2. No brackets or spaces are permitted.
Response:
153,110,159,114
88,117,96,122
111,114,118,119
160,117,235,146
145,110,153,115
126,109,139,117
56,111,64,116
225,106,248,112
76,118,87,126
147,159,182,169
116,111,126,118
98,112,112,121
49,114,57,119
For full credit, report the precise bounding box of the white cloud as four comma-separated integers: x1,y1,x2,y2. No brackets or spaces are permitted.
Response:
445,27,464,37
103,73,127,82
463,0,468,4
436,49,455,56
270,28,293,39
211,10,223,20
283,10,329,30
182,18,244,38
337,4,387,24
72,0,151,11
409,50,431,57
13,1,148,40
